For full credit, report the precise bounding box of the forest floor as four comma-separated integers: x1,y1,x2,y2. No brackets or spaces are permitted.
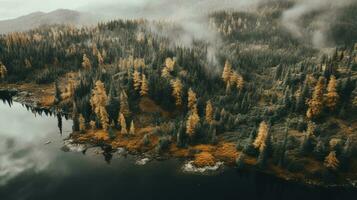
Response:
0,82,55,108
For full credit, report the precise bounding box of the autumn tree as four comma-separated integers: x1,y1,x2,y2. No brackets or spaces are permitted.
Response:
118,112,127,135
324,151,339,170
222,60,232,84
187,88,197,111
325,75,339,110
171,79,183,107
129,120,135,135
133,70,141,91
161,57,175,78
0,62,7,79
90,80,109,130
79,114,86,132
205,100,214,124
307,76,325,119
140,74,149,96
186,109,200,137
97,51,104,66
253,121,269,153
82,54,92,70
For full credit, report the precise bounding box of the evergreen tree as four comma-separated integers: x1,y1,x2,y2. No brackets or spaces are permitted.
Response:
307,76,325,119
140,74,149,96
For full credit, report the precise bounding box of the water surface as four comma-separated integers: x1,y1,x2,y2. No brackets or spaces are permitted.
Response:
0,101,356,200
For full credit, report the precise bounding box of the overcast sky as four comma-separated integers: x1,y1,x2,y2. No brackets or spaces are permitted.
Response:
0,0,146,20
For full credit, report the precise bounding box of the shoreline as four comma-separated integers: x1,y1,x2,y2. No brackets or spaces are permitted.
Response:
1,85,357,189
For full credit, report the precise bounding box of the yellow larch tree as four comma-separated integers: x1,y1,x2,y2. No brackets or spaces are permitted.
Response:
118,112,127,135
82,54,92,70
188,88,197,111
324,151,339,170
205,100,214,124
222,60,232,84
0,62,7,79
186,109,200,137
79,114,86,132
165,57,175,71
129,120,135,135
171,79,183,107
140,74,149,96
325,75,339,110
90,80,109,130
253,121,269,153
97,51,104,66
133,70,141,91
307,76,325,119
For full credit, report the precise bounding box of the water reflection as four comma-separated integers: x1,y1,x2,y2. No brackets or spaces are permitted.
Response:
0,99,356,200
0,101,71,186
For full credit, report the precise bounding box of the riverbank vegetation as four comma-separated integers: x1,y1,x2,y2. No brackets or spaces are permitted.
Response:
1,1,357,185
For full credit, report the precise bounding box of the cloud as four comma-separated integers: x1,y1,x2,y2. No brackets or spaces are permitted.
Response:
281,0,357,48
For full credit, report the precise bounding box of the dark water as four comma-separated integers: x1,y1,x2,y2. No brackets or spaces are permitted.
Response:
0,100,356,200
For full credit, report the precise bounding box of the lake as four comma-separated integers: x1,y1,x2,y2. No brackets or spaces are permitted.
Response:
0,100,356,200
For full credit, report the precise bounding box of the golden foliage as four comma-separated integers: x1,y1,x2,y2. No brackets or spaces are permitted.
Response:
140,74,149,96
253,121,269,153
214,143,239,164
119,112,128,135
170,79,183,106
165,57,175,71
186,109,200,137
325,75,339,110
97,51,104,66
129,120,136,135
222,60,232,83
324,151,339,170
187,88,197,111
82,54,92,70
194,152,216,167
79,114,86,131
0,62,7,79
205,100,214,124
133,70,141,91
90,80,109,130
307,76,325,119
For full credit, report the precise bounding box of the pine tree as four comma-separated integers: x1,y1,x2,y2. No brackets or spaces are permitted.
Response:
129,120,135,135
120,91,130,117
187,88,197,111
171,79,183,107
133,70,141,91
54,81,61,104
118,112,127,135
325,75,339,110
82,54,92,70
205,100,214,124
253,121,269,153
324,151,339,170
140,74,149,96
307,76,325,119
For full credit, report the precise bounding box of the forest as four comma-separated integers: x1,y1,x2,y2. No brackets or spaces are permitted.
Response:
0,1,357,184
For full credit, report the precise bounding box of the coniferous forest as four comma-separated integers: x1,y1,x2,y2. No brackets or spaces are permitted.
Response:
1,0,357,186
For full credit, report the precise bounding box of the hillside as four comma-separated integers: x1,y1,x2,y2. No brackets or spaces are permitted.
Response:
0,9,98,34
0,1,357,186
